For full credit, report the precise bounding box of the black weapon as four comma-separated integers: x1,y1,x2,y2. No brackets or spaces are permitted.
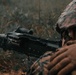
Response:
0,27,61,57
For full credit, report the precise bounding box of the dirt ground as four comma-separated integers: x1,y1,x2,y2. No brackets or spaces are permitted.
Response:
0,70,26,75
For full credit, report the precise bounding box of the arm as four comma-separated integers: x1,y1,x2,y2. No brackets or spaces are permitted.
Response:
27,51,53,75
29,41,76,75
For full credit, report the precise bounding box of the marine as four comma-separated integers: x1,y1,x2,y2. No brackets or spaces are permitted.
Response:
27,0,76,75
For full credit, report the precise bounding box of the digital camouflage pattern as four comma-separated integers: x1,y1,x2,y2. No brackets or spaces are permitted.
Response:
56,0,76,33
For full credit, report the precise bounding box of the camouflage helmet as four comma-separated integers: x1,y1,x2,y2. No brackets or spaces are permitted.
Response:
56,0,76,33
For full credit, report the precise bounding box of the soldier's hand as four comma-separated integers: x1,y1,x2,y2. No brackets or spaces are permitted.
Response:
46,43,76,75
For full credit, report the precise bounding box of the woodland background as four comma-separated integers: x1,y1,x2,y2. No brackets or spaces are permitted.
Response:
0,0,71,75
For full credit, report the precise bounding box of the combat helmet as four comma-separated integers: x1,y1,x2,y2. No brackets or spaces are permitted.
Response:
56,0,76,33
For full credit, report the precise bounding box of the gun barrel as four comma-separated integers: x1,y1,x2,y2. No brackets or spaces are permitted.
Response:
0,34,6,38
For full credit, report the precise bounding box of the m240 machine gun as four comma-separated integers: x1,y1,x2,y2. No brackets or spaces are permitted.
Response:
0,27,61,57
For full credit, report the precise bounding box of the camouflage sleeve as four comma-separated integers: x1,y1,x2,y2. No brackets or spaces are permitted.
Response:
27,51,54,75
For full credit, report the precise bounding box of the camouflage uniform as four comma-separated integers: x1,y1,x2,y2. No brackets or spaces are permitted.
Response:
27,51,53,75
27,0,76,75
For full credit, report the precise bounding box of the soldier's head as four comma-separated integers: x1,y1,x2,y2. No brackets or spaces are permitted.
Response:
56,0,76,46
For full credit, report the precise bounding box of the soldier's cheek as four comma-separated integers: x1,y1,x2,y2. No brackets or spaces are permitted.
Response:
61,38,65,46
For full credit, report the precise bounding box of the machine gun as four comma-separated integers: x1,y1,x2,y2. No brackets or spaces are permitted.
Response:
0,27,61,57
